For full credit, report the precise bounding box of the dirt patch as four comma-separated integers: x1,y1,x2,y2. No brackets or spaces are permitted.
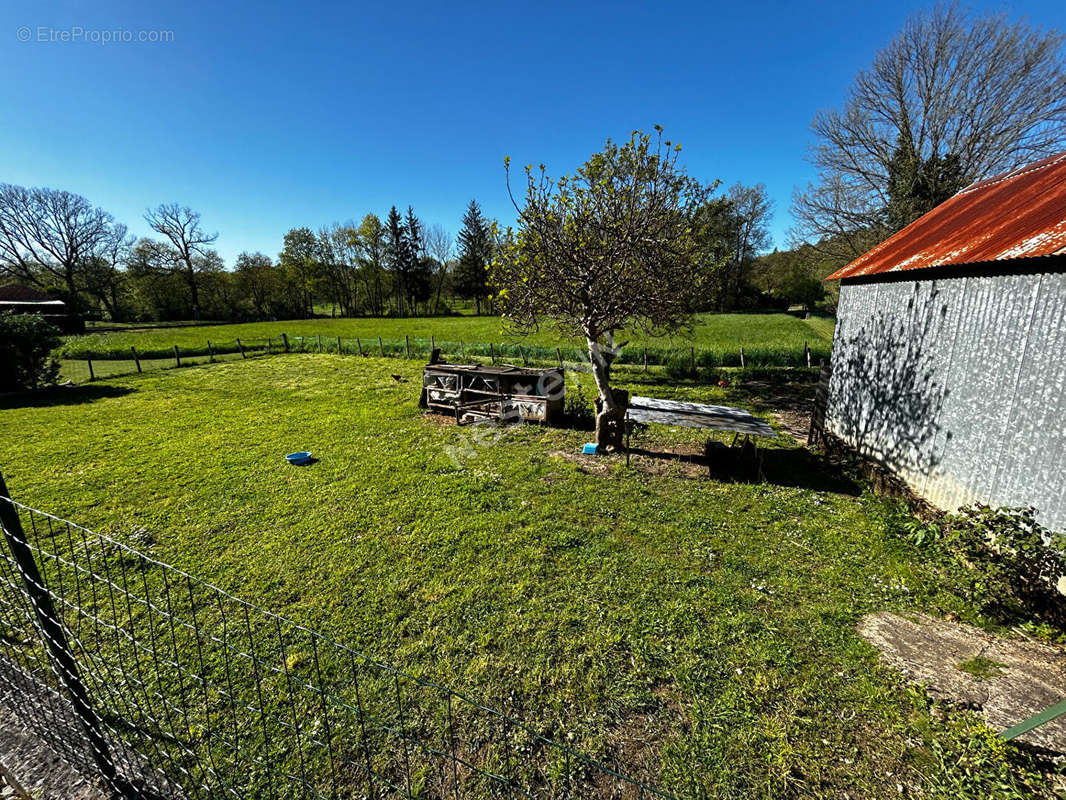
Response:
858,612,1066,754
772,408,811,444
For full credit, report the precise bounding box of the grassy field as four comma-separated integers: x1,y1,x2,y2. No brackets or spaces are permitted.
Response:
63,313,835,364
0,354,1051,798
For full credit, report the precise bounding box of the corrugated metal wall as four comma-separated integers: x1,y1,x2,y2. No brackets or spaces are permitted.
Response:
826,272,1066,532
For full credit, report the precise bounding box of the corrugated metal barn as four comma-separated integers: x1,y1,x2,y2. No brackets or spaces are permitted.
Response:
824,152,1066,531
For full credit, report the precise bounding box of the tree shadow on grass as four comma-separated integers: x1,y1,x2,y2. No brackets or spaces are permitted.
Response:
0,384,135,410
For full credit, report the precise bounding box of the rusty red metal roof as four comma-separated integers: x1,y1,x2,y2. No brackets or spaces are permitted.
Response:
827,151,1066,280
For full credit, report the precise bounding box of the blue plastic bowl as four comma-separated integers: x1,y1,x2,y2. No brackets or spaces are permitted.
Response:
285,451,313,465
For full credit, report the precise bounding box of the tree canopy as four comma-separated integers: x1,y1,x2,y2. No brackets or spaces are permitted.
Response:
493,127,718,448
793,3,1066,257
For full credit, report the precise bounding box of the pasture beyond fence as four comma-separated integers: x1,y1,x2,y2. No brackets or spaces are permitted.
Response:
0,480,674,799
62,331,829,384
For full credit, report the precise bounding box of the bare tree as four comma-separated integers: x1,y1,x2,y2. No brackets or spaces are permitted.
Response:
144,203,219,319
793,3,1066,256
82,222,135,319
424,224,452,314
495,128,717,451
0,184,118,301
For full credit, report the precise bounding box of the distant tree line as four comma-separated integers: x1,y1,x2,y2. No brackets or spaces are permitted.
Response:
0,191,505,322
0,179,806,322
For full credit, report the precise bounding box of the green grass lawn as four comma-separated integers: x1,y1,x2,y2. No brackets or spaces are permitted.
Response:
0,354,1050,798
63,312,835,364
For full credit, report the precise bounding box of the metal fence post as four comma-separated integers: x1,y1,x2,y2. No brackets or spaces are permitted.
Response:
173,345,181,368
282,333,290,353
0,475,121,793
130,347,141,374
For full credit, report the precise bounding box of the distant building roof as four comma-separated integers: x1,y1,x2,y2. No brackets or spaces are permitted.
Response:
0,285,66,304
827,151,1066,281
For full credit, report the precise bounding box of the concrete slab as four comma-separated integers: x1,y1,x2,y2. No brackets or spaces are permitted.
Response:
858,611,1066,754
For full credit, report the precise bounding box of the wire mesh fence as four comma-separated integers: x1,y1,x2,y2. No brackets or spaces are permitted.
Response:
62,331,826,385
0,486,675,800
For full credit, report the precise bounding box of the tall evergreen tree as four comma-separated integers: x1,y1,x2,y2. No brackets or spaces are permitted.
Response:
885,135,967,232
453,200,492,314
404,206,433,312
384,205,410,315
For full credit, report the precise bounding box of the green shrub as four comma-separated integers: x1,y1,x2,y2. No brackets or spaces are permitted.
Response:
943,505,1065,625
563,381,595,427
0,313,61,392
893,503,1066,625
664,352,695,379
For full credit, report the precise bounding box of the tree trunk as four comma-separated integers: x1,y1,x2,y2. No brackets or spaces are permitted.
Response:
587,336,625,451
187,269,201,321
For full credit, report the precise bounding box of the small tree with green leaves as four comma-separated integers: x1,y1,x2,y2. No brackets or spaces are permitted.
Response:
493,128,717,450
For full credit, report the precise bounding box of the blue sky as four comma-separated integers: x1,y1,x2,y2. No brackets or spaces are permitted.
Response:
2,0,1063,264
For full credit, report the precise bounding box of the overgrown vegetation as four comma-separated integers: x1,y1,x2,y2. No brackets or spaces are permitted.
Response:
0,312,61,392
890,504,1066,628
0,354,1058,797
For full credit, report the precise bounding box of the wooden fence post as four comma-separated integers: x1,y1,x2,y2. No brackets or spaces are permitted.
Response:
643,347,648,373
237,338,246,359
805,341,811,368
431,335,435,355
131,347,142,373
460,339,465,359
490,343,496,364
739,346,745,368
338,336,343,354
317,334,323,352
173,345,181,368
404,335,410,358
690,347,696,376
378,337,385,357
557,347,563,368
86,359,95,382
282,333,290,352
207,340,214,362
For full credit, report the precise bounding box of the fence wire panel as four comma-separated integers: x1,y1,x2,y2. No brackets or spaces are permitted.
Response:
0,497,673,800
62,339,278,384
